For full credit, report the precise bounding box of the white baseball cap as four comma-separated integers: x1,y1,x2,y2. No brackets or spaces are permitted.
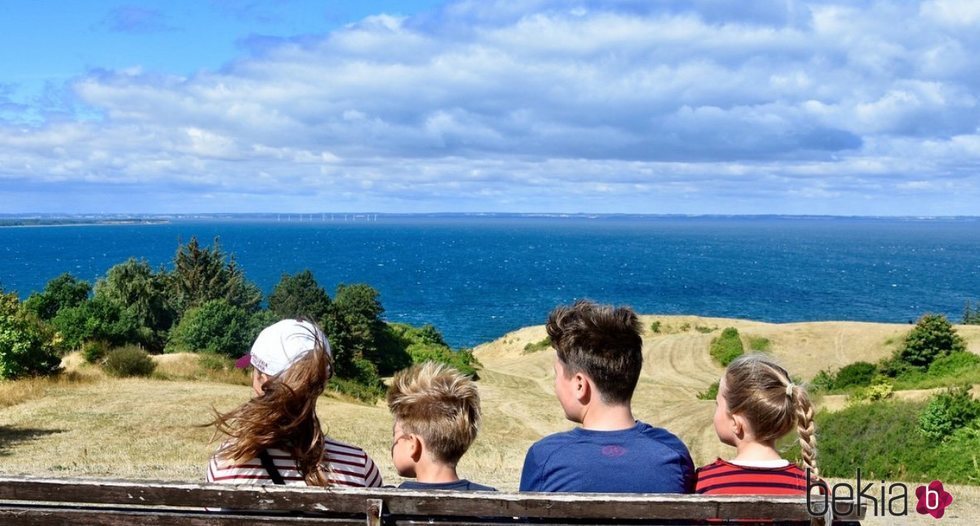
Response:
235,319,332,376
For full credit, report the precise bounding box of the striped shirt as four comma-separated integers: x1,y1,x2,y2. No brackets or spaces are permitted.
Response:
207,437,383,488
695,458,809,495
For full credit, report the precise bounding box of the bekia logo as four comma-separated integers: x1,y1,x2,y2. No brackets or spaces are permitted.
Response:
806,470,954,519
916,480,953,519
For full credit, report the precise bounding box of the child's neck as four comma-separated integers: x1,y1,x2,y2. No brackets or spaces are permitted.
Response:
413,461,461,484
732,439,782,462
580,402,635,431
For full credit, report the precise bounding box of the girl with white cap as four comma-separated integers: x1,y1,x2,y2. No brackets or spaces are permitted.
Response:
207,318,382,487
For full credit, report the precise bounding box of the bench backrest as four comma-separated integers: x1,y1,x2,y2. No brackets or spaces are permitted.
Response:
0,476,865,525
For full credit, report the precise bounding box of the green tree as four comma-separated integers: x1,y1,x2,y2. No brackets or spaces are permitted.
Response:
0,293,61,380
709,327,744,366
51,296,140,351
169,237,261,316
23,273,91,320
94,259,175,352
325,283,412,377
268,270,331,321
964,302,980,325
898,314,966,369
918,386,980,441
166,299,256,358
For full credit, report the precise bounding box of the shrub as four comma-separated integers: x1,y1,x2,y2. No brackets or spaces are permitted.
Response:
0,293,61,380
166,300,255,358
82,340,110,364
327,377,385,404
406,343,480,378
695,325,716,334
51,296,140,351
833,361,877,389
847,380,894,404
918,386,980,441
747,336,771,352
897,314,965,369
696,381,719,400
928,351,980,377
198,352,235,372
523,337,551,354
709,327,744,366
103,345,156,377
650,321,662,333
810,369,835,392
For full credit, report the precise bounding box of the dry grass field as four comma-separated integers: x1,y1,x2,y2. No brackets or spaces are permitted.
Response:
2,315,979,524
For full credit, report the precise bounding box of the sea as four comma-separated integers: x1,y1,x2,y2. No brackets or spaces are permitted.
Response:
2,215,979,348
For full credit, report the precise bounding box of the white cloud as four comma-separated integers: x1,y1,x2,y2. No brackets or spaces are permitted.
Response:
2,0,980,214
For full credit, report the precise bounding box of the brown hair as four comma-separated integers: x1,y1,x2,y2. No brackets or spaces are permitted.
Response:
210,321,333,486
386,361,481,465
546,299,643,405
723,354,818,477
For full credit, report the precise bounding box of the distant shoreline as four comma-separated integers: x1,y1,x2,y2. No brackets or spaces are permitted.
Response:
0,220,170,228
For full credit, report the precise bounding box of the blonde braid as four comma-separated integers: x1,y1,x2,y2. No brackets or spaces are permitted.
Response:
793,386,818,479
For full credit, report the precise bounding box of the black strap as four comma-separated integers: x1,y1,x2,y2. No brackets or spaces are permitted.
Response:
258,449,285,485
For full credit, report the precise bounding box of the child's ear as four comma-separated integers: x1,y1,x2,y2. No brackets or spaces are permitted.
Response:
573,372,589,401
409,436,423,462
731,413,747,439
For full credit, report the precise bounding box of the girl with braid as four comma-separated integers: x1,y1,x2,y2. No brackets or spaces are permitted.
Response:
695,354,818,495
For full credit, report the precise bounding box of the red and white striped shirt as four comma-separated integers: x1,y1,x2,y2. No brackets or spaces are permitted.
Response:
207,437,383,488
695,458,809,495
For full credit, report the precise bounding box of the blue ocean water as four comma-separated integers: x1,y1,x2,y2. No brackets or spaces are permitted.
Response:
2,216,979,348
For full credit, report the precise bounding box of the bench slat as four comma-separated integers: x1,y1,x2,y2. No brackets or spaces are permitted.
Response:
0,476,865,523
0,506,360,525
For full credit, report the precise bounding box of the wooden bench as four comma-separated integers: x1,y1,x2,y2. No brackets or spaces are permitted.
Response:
0,476,865,525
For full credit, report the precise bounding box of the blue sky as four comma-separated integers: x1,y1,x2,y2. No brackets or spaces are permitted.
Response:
2,0,980,215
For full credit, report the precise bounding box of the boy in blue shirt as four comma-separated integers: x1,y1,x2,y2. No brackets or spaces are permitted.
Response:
519,300,695,493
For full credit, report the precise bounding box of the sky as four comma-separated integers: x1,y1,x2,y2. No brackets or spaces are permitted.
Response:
2,0,980,215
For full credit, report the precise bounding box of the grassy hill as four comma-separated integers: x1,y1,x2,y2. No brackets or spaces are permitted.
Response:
2,315,979,524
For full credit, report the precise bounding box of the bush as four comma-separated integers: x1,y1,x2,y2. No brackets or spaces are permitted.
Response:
696,381,719,400
103,345,156,377
709,327,744,366
928,351,980,376
327,377,385,404
166,300,255,358
82,340,110,364
406,343,481,378
834,361,877,389
897,314,965,369
847,380,894,404
918,386,980,441
650,321,662,333
51,296,140,351
747,336,771,352
695,325,716,334
523,337,551,354
810,369,835,392
0,293,61,380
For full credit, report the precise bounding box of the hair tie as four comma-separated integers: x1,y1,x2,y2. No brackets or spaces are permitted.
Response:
785,383,794,397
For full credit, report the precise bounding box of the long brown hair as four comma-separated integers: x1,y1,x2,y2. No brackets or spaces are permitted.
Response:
723,354,818,477
211,324,333,486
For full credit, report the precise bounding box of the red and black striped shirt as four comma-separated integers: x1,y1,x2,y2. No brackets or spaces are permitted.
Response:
695,458,808,495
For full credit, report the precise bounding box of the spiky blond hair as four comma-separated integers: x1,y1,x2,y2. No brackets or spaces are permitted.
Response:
386,361,481,465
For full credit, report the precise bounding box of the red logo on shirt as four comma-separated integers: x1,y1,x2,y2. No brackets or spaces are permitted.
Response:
601,445,626,457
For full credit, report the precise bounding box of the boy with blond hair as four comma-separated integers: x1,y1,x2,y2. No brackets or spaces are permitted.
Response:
386,361,495,491
519,300,695,493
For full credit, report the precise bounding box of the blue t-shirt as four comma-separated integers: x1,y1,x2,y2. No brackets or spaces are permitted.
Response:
398,479,497,491
519,421,695,493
